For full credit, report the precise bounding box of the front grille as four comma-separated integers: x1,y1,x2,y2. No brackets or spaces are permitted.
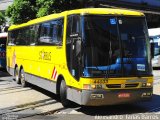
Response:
106,83,139,88
125,83,139,88
106,84,121,88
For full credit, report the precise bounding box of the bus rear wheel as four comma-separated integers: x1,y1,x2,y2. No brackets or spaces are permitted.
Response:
15,67,20,84
60,80,71,107
20,69,28,87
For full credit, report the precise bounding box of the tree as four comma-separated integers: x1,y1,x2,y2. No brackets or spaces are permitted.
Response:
0,12,6,25
5,0,37,24
36,0,55,17
5,0,91,23
36,0,82,17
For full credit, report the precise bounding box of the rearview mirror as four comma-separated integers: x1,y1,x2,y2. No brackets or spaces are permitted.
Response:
76,39,81,56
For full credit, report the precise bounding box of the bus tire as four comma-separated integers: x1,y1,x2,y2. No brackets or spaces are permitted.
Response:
60,80,70,107
20,69,28,87
15,67,20,84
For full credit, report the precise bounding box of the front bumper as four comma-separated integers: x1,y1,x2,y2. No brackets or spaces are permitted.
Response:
81,88,152,106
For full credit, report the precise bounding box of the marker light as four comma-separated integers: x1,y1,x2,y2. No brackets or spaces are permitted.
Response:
91,84,96,89
83,84,103,89
91,84,103,89
83,84,91,89
146,83,152,87
142,83,146,87
142,83,152,87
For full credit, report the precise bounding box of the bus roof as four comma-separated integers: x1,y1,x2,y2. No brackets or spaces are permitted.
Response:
8,8,144,31
0,32,8,38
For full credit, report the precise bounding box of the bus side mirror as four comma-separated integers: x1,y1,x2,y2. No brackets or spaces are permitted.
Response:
150,43,154,59
75,38,81,56
70,33,82,65
70,33,82,56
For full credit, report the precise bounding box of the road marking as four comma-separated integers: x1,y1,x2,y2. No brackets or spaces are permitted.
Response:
0,88,32,95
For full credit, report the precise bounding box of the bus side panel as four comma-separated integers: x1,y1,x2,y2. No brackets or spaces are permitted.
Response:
26,73,57,93
7,46,16,76
8,45,67,94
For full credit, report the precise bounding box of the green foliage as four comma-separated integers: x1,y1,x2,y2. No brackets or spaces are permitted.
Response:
0,12,6,25
36,0,55,17
5,0,89,24
5,0,37,24
36,0,82,17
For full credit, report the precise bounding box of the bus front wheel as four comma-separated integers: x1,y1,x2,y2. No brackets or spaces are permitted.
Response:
60,80,70,107
20,69,28,87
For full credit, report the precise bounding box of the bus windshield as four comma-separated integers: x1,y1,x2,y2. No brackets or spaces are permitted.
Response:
83,15,152,77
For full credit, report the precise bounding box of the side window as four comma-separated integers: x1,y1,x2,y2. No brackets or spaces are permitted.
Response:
29,25,39,45
14,29,21,45
8,31,17,45
66,16,72,43
72,15,80,33
38,22,51,45
8,26,39,46
24,27,30,45
54,19,63,45
15,28,29,45
67,15,80,43
38,18,64,46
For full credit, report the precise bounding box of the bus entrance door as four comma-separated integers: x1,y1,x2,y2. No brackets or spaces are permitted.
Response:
70,36,82,80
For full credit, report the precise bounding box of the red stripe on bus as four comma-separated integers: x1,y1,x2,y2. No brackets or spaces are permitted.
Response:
51,67,55,79
53,71,57,80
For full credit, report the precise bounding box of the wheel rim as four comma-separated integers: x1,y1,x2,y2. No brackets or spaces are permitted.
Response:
15,69,19,82
21,72,25,85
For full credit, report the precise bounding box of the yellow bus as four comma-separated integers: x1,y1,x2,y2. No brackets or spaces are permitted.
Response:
7,8,153,107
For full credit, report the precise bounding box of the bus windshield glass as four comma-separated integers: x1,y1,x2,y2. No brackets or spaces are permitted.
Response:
83,15,151,77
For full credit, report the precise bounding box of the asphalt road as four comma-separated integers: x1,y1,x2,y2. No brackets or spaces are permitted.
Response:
0,70,160,120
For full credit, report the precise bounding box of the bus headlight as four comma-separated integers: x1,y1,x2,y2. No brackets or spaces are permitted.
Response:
83,84,103,89
91,84,103,89
146,83,152,87
141,83,152,87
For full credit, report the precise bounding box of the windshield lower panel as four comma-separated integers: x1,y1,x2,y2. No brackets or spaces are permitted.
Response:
83,15,152,77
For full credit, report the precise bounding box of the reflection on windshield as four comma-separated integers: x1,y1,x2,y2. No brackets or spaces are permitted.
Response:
84,16,119,67
83,15,152,77
119,18,147,58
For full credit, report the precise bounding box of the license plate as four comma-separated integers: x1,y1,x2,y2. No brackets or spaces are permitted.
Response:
118,93,130,98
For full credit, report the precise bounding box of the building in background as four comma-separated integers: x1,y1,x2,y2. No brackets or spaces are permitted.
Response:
85,0,160,28
0,0,13,12
120,0,160,7
0,0,13,32
0,0,160,29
